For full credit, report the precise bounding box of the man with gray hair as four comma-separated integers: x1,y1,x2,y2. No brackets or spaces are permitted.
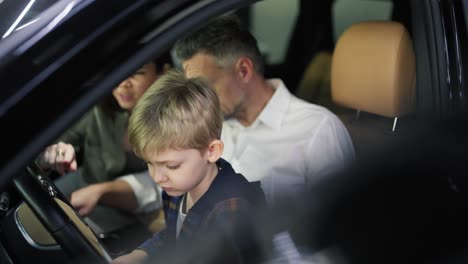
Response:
175,14,354,204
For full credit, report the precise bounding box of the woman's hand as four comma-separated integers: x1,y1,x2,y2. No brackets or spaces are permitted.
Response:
39,141,77,175
111,249,148,264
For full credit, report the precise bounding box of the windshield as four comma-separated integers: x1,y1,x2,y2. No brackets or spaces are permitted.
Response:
0,0,60,40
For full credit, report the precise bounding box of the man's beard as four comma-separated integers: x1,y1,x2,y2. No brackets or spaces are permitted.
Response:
222,102,243,121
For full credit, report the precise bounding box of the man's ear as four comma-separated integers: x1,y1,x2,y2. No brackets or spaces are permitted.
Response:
235,56,254,83
206,139,224,163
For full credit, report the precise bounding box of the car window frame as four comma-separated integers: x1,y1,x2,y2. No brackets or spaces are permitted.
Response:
0,0,259,189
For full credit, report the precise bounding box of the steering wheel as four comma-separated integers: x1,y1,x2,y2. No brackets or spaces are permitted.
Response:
12,162,111,263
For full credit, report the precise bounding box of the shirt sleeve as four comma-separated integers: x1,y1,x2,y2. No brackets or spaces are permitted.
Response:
137,228,168,257
118,170,163,213
305,114,355,185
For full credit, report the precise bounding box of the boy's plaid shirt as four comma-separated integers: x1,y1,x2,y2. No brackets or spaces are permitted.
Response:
138,158,265,257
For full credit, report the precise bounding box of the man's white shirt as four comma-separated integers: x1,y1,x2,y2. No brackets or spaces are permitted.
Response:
221,79,354,204
118,170,162,213
122,79,355,209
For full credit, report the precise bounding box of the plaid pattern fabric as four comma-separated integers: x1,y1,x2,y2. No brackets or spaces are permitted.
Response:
138,158,265,257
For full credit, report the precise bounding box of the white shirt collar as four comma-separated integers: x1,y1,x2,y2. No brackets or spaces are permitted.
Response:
255,79,291,130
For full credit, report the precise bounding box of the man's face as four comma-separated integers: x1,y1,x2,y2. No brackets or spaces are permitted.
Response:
183,53,245,119
112,63,158,110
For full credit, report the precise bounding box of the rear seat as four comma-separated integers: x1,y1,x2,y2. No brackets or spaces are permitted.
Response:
296,51,333,109
330,21,416,159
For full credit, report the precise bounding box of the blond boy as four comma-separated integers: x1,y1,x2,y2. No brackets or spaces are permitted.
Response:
112,70,265,264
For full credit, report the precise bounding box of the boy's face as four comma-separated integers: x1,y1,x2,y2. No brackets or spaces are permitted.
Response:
183,53,245,119
144,147,212,197
112,63,158,110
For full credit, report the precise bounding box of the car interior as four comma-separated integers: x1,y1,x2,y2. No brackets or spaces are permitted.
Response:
250,0,415,159
0,0,467,263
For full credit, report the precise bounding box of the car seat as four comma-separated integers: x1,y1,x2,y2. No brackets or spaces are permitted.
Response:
331,21,416,159
295,51,333,108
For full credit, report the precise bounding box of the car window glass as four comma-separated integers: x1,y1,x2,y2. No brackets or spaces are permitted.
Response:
332,0,393,43
249,0,299,64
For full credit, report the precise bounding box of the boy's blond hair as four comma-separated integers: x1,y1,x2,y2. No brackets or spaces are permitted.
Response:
128,69,222,158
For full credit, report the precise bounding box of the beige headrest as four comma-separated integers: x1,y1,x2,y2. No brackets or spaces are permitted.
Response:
331,21,416,118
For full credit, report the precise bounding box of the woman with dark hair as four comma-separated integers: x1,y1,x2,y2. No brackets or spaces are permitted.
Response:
38,53,172,235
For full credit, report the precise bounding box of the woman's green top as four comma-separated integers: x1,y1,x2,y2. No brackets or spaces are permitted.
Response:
59,107,146,184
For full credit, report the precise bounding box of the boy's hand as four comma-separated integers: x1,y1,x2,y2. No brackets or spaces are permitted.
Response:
40,141,78,175
111,249,148,264
70,184,104,216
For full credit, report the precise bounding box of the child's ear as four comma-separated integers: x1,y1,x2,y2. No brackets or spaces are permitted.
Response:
206,139,224,163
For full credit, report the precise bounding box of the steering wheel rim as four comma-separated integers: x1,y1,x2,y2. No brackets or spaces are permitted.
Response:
13,162,110,263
